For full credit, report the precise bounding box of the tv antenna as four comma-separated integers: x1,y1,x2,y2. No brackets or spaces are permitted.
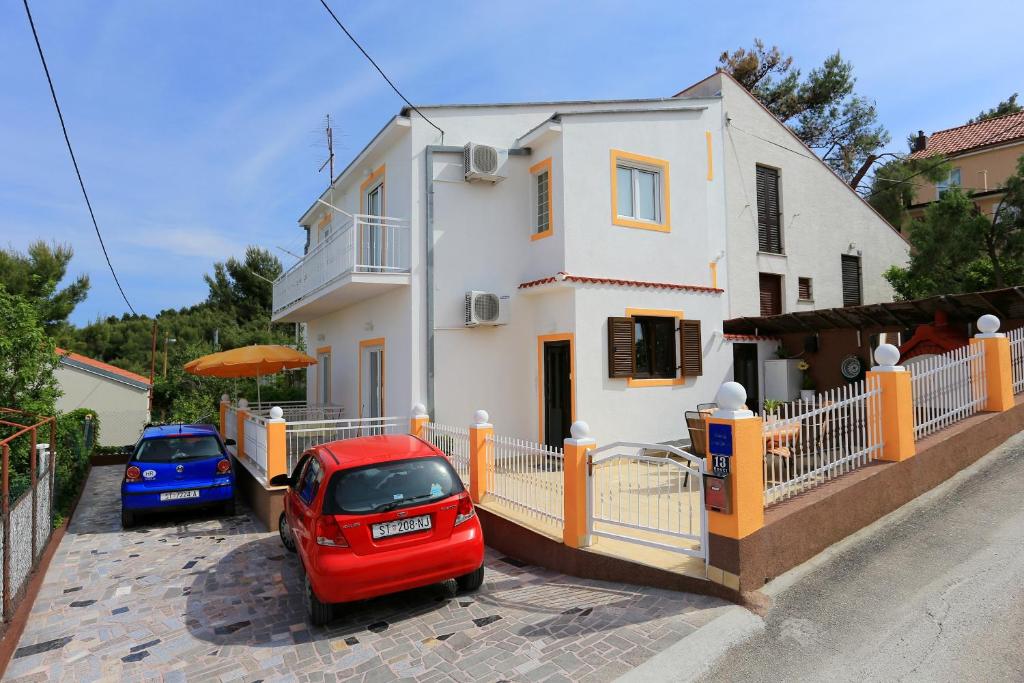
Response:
318,114,335,181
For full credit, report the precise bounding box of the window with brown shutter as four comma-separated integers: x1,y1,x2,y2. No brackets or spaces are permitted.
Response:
759,273,782,316
679,319,702,377
841,255,862,307
798,277,813,301
756,165,782,253
607,317,635,378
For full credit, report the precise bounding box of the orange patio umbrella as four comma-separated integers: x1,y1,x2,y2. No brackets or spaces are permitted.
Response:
184,345,317,406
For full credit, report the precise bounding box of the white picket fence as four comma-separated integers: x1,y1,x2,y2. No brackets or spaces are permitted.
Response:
422,422,470,484
1009,327,1024,394
283,416,402,473
763,377,883,506
485,434,565,529
909,344,987,441
244,414,269,475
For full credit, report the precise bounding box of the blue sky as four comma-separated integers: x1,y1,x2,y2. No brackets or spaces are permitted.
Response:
2,0,1022,325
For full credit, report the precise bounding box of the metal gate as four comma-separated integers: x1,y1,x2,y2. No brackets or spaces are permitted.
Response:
587,441,707,563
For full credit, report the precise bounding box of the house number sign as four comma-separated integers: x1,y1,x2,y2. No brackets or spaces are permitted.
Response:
708,423,732,477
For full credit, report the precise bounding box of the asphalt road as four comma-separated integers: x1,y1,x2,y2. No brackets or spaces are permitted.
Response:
702,430,1024,682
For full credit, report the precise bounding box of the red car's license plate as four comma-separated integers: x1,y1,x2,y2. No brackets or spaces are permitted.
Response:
371,515,431,539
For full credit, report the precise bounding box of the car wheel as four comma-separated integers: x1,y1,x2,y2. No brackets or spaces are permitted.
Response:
304,569,332,627
279,513,297,553
456,564,485,592
222,498,236,517
121,507,135,529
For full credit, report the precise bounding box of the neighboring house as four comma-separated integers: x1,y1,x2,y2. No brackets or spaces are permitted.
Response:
907,110,1024,220
271,70,908,446
55,348,151,447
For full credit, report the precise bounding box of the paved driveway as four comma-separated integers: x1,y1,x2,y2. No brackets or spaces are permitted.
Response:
5,466,726,682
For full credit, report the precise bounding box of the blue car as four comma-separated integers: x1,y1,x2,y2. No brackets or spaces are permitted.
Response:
121,424,236,528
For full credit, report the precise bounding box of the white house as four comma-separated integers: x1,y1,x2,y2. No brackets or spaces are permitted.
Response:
271,71,908,446
55,348,151,446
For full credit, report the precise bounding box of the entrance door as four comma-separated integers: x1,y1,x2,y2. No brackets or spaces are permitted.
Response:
732,343,759,411
360,343,384,419
363,182,384,270
543,341,572,449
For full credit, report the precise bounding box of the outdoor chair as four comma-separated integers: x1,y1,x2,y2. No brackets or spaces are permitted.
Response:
685,411,707,459
696,402,718,413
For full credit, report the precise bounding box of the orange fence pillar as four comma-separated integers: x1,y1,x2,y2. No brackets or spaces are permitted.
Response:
266,406,287,481
971,315,1015,413
867,344,915,462
410,403,429,439
563,421,596,549
705,383,764,542
468,410,492,504
219,394,230,439
236,398,249,460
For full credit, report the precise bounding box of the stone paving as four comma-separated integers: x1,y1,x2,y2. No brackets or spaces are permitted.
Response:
4,466,728,682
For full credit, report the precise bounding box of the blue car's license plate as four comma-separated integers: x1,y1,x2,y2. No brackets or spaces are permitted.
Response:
160,490,200,501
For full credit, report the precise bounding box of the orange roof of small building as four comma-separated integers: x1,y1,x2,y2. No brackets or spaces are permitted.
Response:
910,110,1024,159
56,348,151,386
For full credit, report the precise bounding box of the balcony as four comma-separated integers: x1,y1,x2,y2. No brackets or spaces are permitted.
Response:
272,213,410,322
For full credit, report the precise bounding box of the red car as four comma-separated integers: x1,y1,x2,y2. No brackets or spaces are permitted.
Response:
271,434,485,626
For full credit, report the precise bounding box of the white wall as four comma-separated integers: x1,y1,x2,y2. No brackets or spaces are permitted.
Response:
683,74,910,318
55,365,149,446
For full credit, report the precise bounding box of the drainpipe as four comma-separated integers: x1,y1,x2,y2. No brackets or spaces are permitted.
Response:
423,145,532,416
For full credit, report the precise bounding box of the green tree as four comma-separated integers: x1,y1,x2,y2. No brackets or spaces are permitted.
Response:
967,94,1022,124
0,241,89,331
867,154,951,229
719,40,890,188
0,286,61,415
203,246,282,321
884,177,1024,299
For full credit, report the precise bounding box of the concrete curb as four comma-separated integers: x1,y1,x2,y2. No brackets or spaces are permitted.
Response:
616,605,764,683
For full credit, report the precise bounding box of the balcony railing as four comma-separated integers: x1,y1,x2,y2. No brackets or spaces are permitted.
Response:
272,213,410,314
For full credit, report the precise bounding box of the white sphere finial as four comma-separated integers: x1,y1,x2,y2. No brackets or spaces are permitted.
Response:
237,398,249,409
412,403,427,418
570,421,591,440
978,314,1000,335
220,393,230,403
269,406,284,420
874,343,900,368
473,409,489,425
716,382,747,412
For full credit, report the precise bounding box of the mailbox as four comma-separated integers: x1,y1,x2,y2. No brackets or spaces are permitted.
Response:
703,473,732,513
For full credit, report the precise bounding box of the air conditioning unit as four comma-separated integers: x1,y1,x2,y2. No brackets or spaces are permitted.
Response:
463,143,508,183
465,291,510,327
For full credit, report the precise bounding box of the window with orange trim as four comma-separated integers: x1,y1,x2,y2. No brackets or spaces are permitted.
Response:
530,158,553,240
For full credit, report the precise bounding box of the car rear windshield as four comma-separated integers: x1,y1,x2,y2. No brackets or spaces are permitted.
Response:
322,456,463,515
135,435,223,463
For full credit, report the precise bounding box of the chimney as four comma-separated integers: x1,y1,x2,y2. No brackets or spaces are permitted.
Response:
913,130,928,152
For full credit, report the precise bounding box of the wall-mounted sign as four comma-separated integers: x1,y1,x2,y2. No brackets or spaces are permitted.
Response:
711,454,731,477
708,423,732,456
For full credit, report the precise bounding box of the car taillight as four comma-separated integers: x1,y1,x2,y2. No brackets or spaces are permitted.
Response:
315,515,350,547
216,459,231,474
455,494,475,526
125,466,141,482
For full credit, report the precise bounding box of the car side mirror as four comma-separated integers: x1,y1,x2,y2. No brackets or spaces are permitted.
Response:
224,438,236,446
269,473,291,487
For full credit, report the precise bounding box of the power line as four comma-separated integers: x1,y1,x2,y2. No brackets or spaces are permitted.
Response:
21,0,137,315
316,0,445,142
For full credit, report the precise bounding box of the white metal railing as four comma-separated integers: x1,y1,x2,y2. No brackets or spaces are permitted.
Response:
284,416,402,473
763,378,883,506
244,413,269,475
272,213,410,313
1010,327,1024,394
251,403,346,423
224,406,238,445
588,442,706,560
423,422,470,484
485,434,565,528
910,344,986,441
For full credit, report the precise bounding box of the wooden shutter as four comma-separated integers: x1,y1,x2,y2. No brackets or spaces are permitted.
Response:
841,255,862,307
759,273,782,316
679,319,703,377
798,277,812,301
607,317,635,378
756,166,782,253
